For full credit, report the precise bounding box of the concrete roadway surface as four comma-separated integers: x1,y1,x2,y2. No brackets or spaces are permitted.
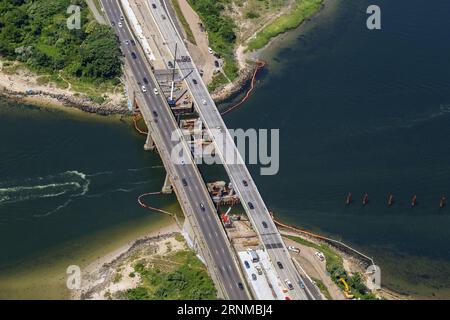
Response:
100,0,249,300
145,0,315,300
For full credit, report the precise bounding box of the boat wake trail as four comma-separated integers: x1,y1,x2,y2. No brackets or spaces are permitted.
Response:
0,166,164,220
0,171,90,206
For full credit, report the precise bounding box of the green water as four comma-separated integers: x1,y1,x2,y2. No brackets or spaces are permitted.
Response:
0,98,178,299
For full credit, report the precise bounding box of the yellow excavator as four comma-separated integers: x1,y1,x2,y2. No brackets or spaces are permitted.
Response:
339,278,354,299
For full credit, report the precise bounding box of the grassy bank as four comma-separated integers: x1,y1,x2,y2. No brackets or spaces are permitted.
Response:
188,0,239,80
246,0,323,51
122,250,217,300
287,235,378,300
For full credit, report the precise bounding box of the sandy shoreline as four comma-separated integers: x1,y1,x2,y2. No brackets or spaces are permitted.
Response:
72,222,181,300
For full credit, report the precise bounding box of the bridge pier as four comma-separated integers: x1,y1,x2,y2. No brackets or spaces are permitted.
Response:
144,131,155,151
162,173,173,194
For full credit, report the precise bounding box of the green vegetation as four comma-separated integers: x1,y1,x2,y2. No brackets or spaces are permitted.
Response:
0,0,122,97
207,72,228,92
246,0,322,51
172,0,197,45
312,278,332,300
287,235,378,300
188,0,238,80
123,250,216,300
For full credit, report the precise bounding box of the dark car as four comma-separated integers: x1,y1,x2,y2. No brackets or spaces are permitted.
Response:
143,77,149,85
244,261,250,269
168,61,174,69
182,178,188,187
214,60,220,68
131,39,136,46
131,52,137,59
251,274,257,281
262,221,268,229
243,180,248,187
192,79,198,84
248,202,254,209
152,3,157,9
152,111,158,118
277,261,284,269
237,282,244,290
200,203,205,211
111,21,116,27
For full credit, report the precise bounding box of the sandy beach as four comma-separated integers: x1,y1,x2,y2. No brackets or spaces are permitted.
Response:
71,222,183,300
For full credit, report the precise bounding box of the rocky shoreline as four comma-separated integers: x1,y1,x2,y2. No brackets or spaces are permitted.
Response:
0,86,132,116
211,64,257,105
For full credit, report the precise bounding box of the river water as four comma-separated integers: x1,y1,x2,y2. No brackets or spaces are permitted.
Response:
1,0,449,299
224,0,450,298
0,99,177,299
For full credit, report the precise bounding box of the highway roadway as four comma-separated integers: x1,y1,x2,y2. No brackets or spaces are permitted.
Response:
100,0,249,300
145,0,316,300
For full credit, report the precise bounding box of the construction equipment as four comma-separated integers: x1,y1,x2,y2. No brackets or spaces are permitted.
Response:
339,278,354,299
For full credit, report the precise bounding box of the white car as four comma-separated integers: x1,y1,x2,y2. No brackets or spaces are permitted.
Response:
284,279,294,290
153,88,159,95
315,251,325,261
202,99,207,105
208,47,213,54
141,86,147,93
288,246,300,253
118,22,123,28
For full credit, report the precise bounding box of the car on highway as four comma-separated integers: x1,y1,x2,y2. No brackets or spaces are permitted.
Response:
118,22,123,28
200,203,205,211
262,221,268,229
168,61,174,69
162,14,166,20
141,86,147,93
237,282,244,290
243,180,248,187
143,77,149,85
131,39,136,46
182,178,188,187
152,3,157,9
124,40,130,45
214,60,220,68
201,99,207,105
285,279,294,290
255,265,262,275
215,126,222,133
131,52,137,59
192,79,198,84
244,261,250,269
153,88,159,95
248,202,254,209
152,111,158,118
277,261,284,269
111,21,115,27
251,274,257,281
208,47,213,54
299,281,305,289
120,15,124,21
